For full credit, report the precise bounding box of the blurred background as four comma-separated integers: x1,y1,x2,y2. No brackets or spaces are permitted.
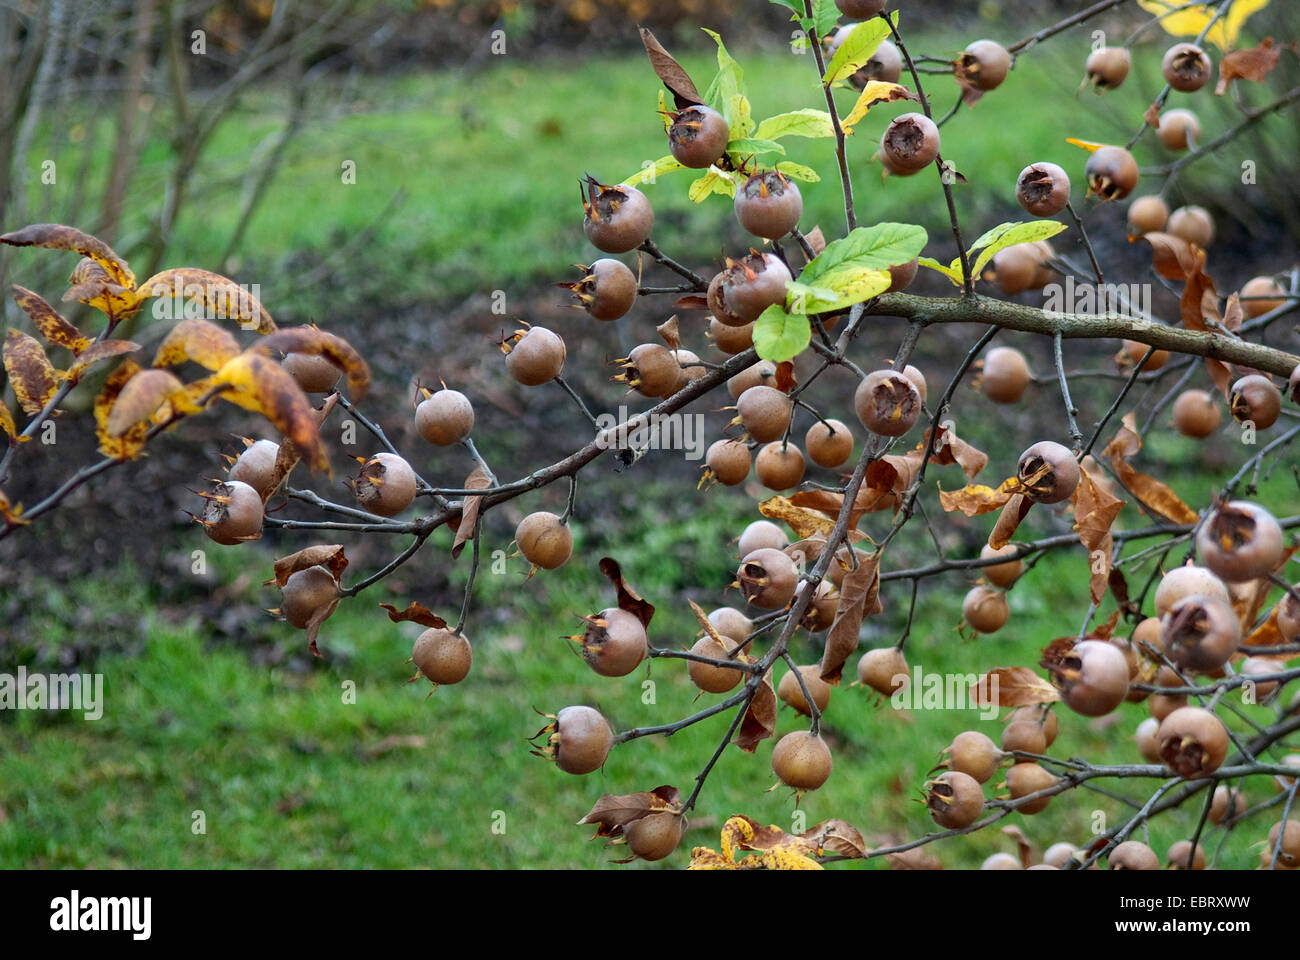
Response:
0,0,1296,868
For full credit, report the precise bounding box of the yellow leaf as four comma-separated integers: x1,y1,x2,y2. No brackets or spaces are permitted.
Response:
10,285,91,353
0,402,27,443
107,368,184,436
760,847,824,870
94,360,149,460
758,495,835,539
0,223,135,289
1136,0,1269,51
153,318,242,371
720,815,755,863
64,339,140,383
841,81,915,134
687,846,735,870
937,475,1020,516
137,268,275,333
3,329,59,416
214,351,327,470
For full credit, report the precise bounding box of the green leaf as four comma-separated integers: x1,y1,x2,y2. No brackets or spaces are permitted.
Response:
702,29,746,133
730,93,755,139
657,89,672,132
754,303,811,362
623,155,686,188
754,109,836,140
822,15,892,86
795,222,927,312
785,280,840,313
768,0,803,16
688,166,740,203
725,138,786,160
968,220,1067,279
775,161,821,183
918,256,965,286
811,0,840,40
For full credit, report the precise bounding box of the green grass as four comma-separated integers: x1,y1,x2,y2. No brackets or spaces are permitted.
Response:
2,442,1291,869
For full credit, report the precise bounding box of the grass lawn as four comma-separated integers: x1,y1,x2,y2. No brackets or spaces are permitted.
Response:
1,445,1292,869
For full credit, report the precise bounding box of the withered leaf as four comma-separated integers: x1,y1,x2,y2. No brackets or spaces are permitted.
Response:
887,847,943,870
1143,100,1161,128
598,556,656,629
257,325,370,400
774,361,797,393
137,267,274,333
11,284,90,353
938,475,1020,517
94,359,148,460
451,465,492,559
3,329,59,416
262,394,337,503
802,818,868,858
759,495,836,540
639,27,704,109
0,403,23,443
378,601,448,629
1216,38,1280,94
728,814,820,857
1243,607,1287,661
785,536,828,569
804,226,827,256
1102,413,1197,524
988,493,1033,549
1140,231,1203,280
971,666,1061,708
304,596,340,658
656,315,680,351
1002,825,1034,869
0,223,135,289
735,670,776,753
266,544,348,587
154,318,241,371
1072,460,1124,605
213,351,327,471
674,295,710,311
578,786,682,836
820,548,882,685
64,339,140,383
62,279,140,317
106,368,183,436
926,424,988,480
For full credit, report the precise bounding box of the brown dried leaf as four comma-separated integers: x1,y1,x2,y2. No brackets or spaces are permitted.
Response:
639,27,704,109
266,545,347,587
61,279,141,317
735,670,776,753
728,814,819,857
213,351,327,471
820,549,882,685
94,359,148,460
674,295,710,311
1140,232,1203,280
597,556,656,629
988,494,1034,549
451,465,492,559
971,667,1061,708
154,318,241,371
11,284,90,353
0,488,26,527
257,325,370,400
378,602,448,629
0,403,22,443
3,329,59,416
64,339,140,383
1102,413,1198,524
1072,461,1124,605
106,368,183,436
802,819,868,858
261,395,337,504
774,361,797,393
656,315,680,351
1222,292,1244,333
1216,38,1280,94
1143,100,1161,128
926,424,988,480
785,536,828,569
0,223,135,288
579,786,683,835
304,596,340,658
1002,825,1034,869
804,226,827,256
137,267,274,333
